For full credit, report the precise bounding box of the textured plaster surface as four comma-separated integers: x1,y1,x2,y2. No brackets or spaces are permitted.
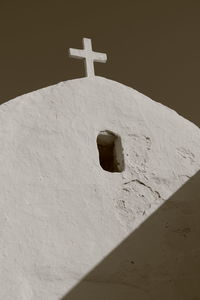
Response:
0,77,199,299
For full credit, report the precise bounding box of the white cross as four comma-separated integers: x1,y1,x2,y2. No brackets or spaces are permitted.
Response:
69,38,107,78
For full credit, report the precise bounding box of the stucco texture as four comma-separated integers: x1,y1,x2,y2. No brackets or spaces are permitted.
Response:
0,77,199,299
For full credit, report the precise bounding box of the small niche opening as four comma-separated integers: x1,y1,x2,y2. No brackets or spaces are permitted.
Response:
97,131,124,173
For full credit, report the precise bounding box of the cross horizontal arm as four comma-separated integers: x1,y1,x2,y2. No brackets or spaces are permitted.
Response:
69,48,85,59
92,52,107,63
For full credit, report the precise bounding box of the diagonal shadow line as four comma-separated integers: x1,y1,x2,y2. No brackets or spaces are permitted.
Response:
61,171,200,300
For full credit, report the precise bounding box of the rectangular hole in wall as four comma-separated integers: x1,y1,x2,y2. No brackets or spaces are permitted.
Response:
97,130,124,173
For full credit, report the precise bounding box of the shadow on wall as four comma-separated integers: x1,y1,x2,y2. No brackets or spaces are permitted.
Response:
61,171,200,300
